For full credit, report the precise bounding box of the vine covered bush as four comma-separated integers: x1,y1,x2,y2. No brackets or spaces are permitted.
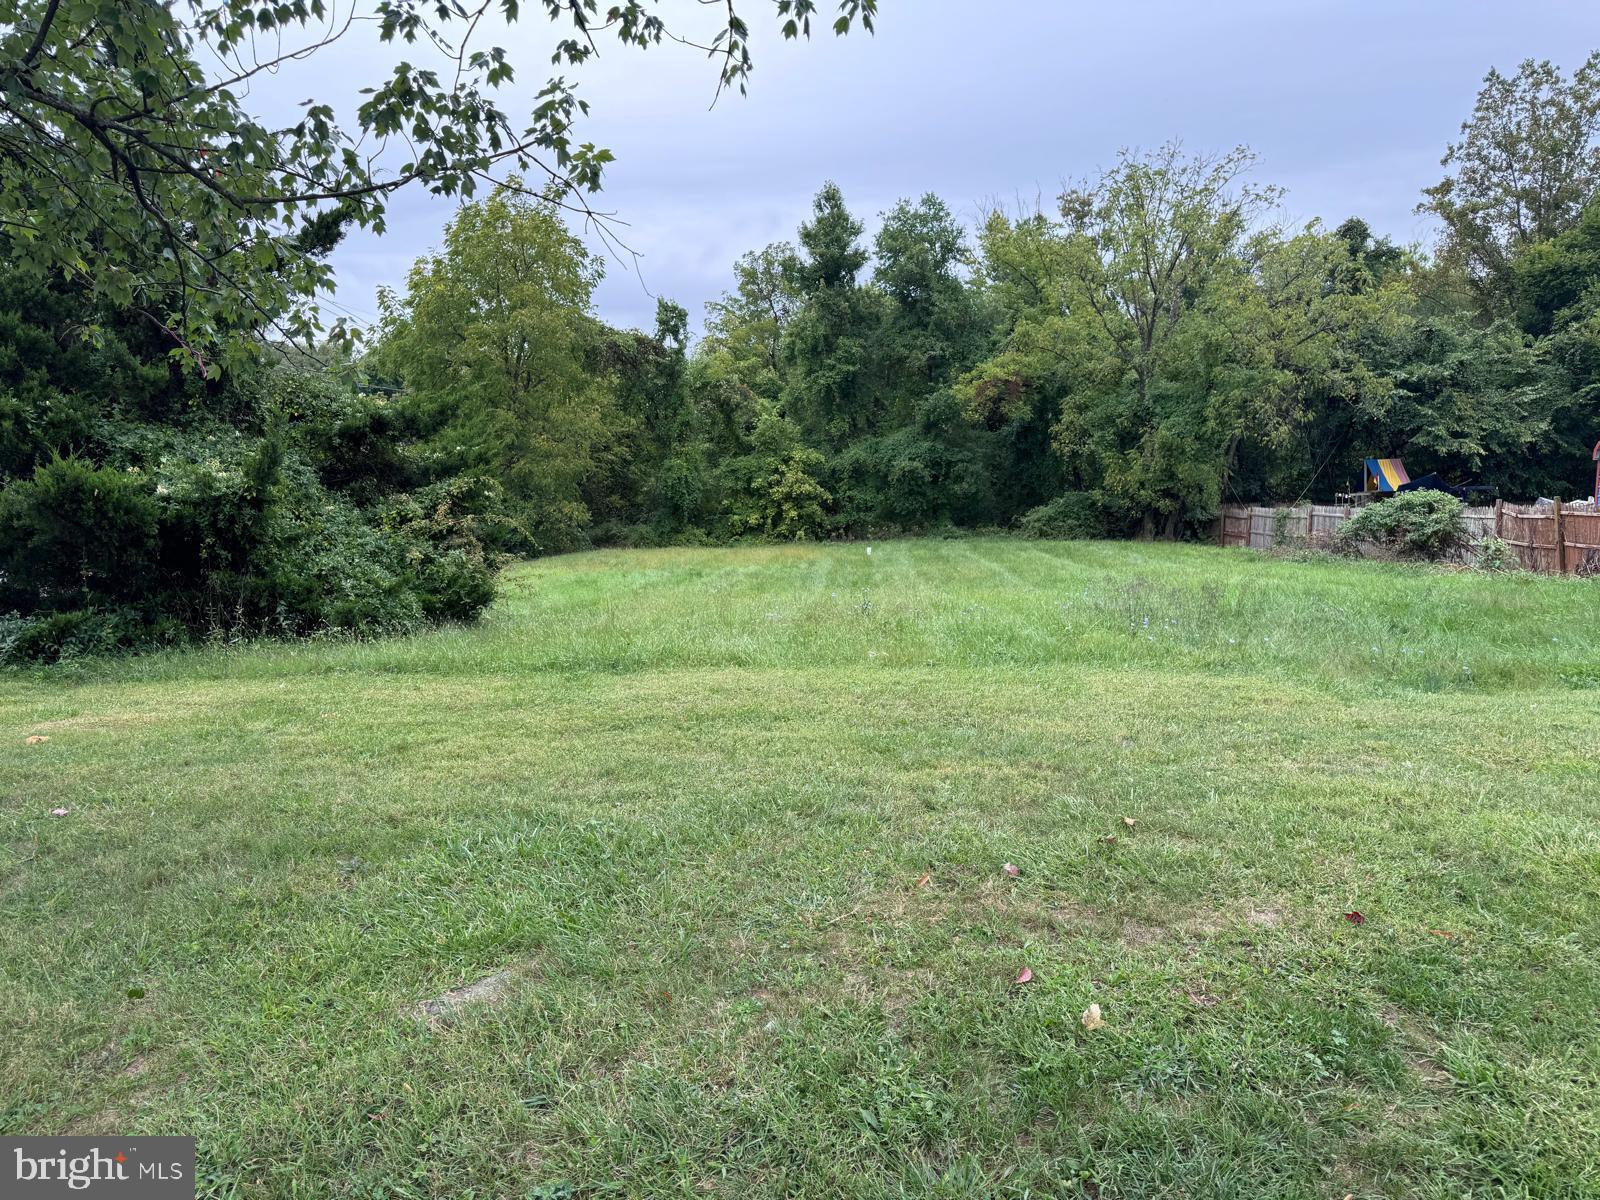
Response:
1333,491,1469,560
0,281,510,663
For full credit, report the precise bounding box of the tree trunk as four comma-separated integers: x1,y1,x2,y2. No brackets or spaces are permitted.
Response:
1162,504,1183,540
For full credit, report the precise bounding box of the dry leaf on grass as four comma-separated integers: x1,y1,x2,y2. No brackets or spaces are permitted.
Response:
1014,967,1033,984
1343,910,1366,925
1003,862,1020,878
1081,1002,1106,1030
1428,928,1456,938
914,873,931,889
49,807,68,817
1121,816,1138,828
25,735,48,745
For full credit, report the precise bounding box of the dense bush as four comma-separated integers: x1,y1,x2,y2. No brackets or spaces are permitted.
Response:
828,396,993,532
1334,491,1469,560
0,431,507,663
1018,493,1110,540
0,277,509,663
715,406,833,540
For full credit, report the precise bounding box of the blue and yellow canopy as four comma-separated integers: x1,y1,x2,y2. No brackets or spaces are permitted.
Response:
1364,457,1410,493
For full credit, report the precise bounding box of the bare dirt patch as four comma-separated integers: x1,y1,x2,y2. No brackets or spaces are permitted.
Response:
120,1054,152,1079
1388,1010,1452,1090
414,966,528,1024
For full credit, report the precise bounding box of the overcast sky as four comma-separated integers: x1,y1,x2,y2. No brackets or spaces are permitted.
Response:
262,1,1600,335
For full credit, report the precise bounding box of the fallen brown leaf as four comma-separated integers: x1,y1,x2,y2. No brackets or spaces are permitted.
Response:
1014,967,1033,984
25,735,48,745
914,872,932,889
1428,929,1456,938
1343,910,1366,925
1121,816,1138,828
1099,835,1118,845
1002,862,1021,878
1081,1002,1106,1030
49,807,68,817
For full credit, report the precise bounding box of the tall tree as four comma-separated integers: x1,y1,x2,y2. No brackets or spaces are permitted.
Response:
872,193,989,413
827,194,995,528
781,182,883,449
964,152,1417,533
1050,144,1280,535
704,242,801,389
583,297,706,535
370,184,607,551
1511,197,1600,495
957,210,1079,518
1419,52,1600,315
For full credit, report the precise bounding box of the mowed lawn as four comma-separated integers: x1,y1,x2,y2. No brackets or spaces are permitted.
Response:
4,539,1600,1199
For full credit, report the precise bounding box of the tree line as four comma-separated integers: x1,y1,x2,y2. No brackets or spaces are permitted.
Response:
1,44,1596,661
369,53,1600,549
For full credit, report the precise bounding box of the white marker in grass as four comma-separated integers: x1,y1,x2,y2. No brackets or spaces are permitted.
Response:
866,546,873,557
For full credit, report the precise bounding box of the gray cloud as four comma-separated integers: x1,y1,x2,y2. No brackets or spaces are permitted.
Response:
256,0,1600,335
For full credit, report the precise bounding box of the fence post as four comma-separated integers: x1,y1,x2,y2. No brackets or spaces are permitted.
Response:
1494,498,1503,540
1553,498,1566,574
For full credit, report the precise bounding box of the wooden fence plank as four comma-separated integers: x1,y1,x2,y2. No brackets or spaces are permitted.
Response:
1562,503,1600,575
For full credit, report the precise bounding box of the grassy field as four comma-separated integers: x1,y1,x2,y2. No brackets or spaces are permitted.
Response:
3,538,1599,1199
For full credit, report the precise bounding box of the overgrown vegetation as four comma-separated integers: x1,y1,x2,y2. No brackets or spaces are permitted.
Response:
0,279,511,663
1334,492,1470,560
360,55,1600,556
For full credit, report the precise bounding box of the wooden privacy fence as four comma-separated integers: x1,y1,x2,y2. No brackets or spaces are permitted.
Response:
1219,500,1600,575
1495,500,1600,575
